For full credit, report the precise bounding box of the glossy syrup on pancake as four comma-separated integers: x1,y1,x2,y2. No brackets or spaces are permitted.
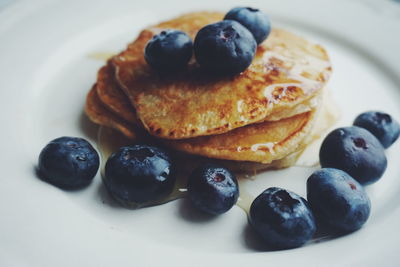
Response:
112,12,332,139
94,93,339,172
165,110,318,164
93,58,325,163
96,59,319,127
86,79,324,163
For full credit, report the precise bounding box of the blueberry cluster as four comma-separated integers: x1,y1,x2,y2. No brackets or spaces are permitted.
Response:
144,7,271,76
320,110,399,185
249,111,399,250
104,147,239,213
37,137,239,211
36,110,399,250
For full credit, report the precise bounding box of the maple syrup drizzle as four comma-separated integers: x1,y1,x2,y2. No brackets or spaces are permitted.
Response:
88,52,115,61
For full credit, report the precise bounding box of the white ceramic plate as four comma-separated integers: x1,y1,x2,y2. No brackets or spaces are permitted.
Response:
1,0,400,266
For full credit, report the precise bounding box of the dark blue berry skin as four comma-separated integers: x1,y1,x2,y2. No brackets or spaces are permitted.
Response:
320,126,387,185
224,7,271,44
353,111,400,149
249,187,316,250
144,30,193,72
307,168,371,233
188,164,239,215
38,137,99,189
104,145,175,206
194,20,257,76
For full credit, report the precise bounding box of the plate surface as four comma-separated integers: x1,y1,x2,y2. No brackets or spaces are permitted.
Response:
1,0,400,266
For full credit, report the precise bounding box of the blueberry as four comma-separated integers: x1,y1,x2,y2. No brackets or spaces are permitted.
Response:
249,187,316,249
187,164,239,215
144,29,193,72
307,168,371,233
320,126,387,185
38,137,99,189
224,7,271,44
353,111,400,149
194,20,257,76
104,145,175,206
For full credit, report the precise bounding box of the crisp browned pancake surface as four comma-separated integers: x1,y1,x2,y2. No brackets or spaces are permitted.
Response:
96,64,138,124
85,86,137,139
97,61,318,129
166,110,317,163
112,12,331,139
86,82,320,163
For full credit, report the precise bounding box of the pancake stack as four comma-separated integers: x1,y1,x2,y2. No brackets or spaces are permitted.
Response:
85,12,334,171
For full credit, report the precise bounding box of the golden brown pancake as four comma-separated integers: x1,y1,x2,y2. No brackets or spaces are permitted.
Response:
96,64,138,124
85,82,321,163
92,62,323,163
166,110,318,163
112,12,331,139
85,86,137,140
97,61,319,128
96,125,307,173
91,93,339,172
